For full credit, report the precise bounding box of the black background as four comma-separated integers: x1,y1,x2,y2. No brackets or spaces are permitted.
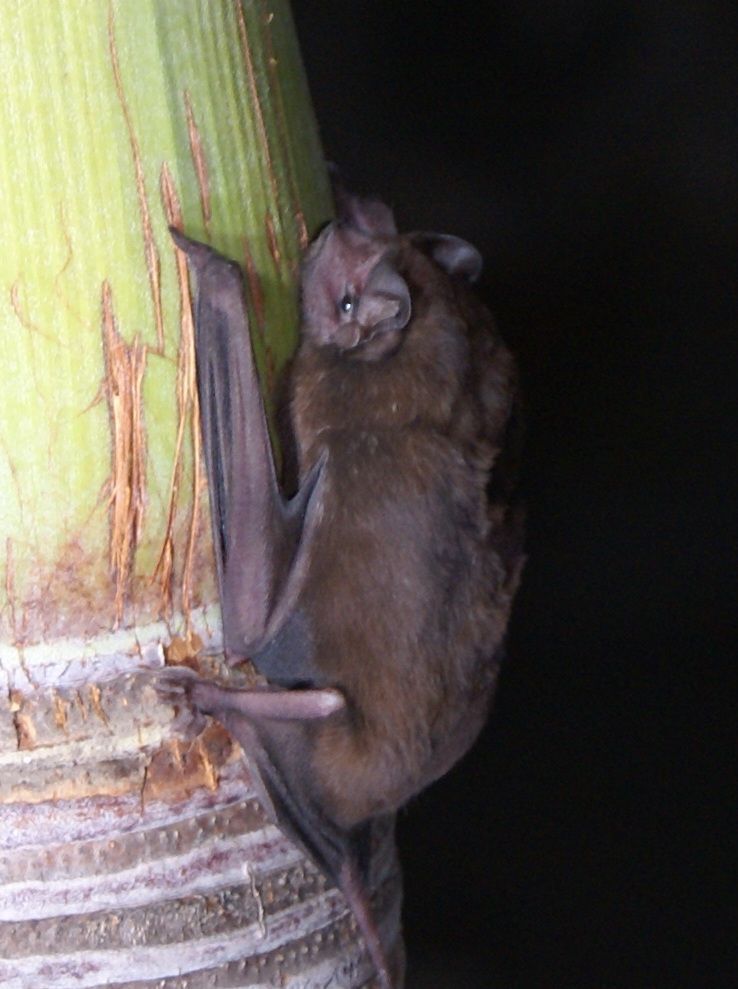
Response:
293,4,735,987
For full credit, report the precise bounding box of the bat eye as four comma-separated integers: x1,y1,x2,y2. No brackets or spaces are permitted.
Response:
339,293,355,315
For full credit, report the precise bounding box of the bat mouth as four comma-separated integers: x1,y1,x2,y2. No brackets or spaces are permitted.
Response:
346,325,403,362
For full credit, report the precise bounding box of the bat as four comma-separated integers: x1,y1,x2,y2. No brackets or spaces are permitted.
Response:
165,187,523,987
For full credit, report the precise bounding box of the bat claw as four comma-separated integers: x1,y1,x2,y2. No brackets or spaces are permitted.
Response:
154,666,210,737
155,665,199,695
158,664,200,681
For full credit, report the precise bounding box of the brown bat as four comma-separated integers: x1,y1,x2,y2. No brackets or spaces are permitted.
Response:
166,189,523,987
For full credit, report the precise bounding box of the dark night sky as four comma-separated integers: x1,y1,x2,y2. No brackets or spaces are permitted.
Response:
293,4,735,987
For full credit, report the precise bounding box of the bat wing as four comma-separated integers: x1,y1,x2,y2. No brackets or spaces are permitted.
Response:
171,231,326,665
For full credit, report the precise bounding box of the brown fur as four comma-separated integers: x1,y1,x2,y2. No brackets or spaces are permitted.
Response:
291,236,522,828
167,210,524,988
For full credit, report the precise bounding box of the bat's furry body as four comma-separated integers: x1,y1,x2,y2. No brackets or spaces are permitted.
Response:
166,192,523,987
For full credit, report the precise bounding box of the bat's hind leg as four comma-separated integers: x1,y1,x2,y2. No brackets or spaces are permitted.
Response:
157,668,393,987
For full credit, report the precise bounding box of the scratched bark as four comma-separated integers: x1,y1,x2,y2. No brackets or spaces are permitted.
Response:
0,0,333,647
0,3,402,986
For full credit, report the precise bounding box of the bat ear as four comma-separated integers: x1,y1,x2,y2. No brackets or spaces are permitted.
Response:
357,257,411,335
342,196,397,238
329,165,398,238
410,232,483,282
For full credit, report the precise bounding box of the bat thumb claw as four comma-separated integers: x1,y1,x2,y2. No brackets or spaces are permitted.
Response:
169,227,211,270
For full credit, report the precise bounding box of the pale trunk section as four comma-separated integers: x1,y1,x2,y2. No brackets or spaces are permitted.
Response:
0,3,403,986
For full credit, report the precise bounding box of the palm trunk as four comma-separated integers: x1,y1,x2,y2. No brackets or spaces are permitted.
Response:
0,3,403,986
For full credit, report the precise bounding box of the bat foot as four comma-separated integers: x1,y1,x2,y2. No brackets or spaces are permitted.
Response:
154,666,211,737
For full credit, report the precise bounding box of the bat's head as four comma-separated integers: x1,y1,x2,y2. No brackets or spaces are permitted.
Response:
300,219,411,361
301,184,485,361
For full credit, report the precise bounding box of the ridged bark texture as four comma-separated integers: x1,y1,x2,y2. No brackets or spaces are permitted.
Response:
0,664,403,987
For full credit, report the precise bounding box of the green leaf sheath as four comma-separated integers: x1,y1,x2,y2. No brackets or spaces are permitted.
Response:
0,0,332,647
